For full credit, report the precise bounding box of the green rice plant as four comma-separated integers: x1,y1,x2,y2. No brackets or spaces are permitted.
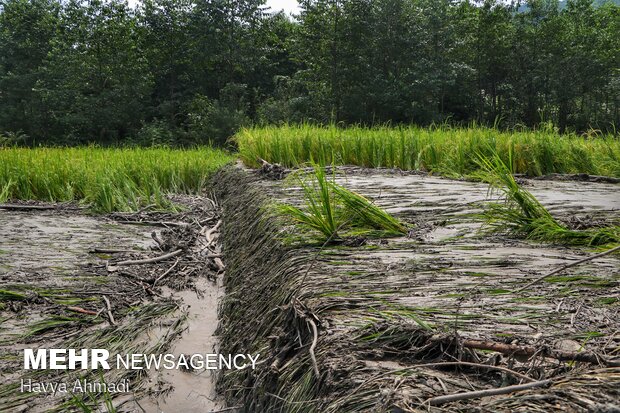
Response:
0,178,13,203
0,146,234,212
277,164,407,241
235,124,620,178
477,152,620,246
23,316,96,338
65,373,116,413
0,289,27,301
331,183,406,234
278,164,340,240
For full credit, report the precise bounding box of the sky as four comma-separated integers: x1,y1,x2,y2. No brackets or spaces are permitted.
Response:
264,0,300,15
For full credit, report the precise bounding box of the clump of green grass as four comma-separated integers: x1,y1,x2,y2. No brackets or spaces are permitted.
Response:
477,152,620,246
236,124,620,178
0,289,27,301
278,165,340,239
277,164,407,241
0,146,234,212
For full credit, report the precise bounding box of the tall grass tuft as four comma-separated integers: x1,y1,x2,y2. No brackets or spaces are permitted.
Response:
236,124,620,178
278,165,340,240
0,146,234,212
477,152,620,246
277,164,407,241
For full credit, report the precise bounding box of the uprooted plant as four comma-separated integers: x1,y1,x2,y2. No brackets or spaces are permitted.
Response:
276,164,407,241
476,152,620,246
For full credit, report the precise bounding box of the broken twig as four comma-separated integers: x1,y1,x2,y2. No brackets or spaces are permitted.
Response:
516,245,620,292
460,338,620,367
110,249,183,268
153,258,180,286
102,296,116,326
426,379,552,406
308,318,320,378
67,306,99,316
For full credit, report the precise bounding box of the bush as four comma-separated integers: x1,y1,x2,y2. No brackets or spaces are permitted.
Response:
134,120,177,146
256,76,320,125
0,130,28,146
186,83,250,145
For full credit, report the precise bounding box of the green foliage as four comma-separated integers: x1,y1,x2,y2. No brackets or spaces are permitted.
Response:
278,165,340,240
1,0,619,143
0,131,28,146
185,84,250,145
236,125,620,177
0,146,234,212
41,0,153,143
477,152,620,246
330,184,407,234
277,164,407,241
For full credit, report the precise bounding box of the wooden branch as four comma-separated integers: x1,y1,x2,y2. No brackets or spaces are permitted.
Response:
153,258,180,286
111,249,183,267
102,296,116,326
461,338,620,367
516,245,620,292
67,306,99,316
426,379,552,406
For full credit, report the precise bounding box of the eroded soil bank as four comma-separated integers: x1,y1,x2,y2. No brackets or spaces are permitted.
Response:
215,166,619,412
0,198,225,412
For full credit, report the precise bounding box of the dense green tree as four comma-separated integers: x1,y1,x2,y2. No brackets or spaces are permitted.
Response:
40,0,152,142
0,0,618,143
0,0,59,141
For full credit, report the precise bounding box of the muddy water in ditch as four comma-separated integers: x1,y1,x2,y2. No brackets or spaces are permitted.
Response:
0,209,223,413
138,278,224,413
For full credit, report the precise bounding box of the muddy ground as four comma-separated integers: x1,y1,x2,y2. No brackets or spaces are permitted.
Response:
0,197,225,412
0,167,619,412
215,166,619,412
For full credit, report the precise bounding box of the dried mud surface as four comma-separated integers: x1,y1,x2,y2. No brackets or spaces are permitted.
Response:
216,166,620,412
0,197,224,412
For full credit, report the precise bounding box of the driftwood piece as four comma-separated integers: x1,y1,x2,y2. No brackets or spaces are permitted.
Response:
461,338,620,367
102,296,116,326
153,258,180,286
108,249,183,269
67,306,99,316
426,379,552,406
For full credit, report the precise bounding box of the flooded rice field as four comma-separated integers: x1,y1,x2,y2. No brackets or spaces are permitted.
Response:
216,167,620,412
0,200,225,412
0,167,619,412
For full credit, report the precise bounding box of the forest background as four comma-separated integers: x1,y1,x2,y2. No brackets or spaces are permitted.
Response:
1,0,619,146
